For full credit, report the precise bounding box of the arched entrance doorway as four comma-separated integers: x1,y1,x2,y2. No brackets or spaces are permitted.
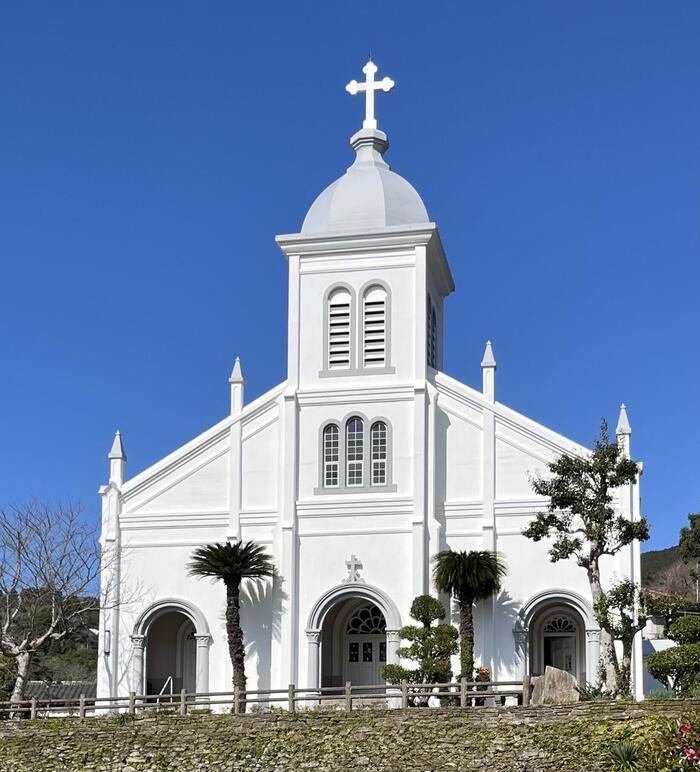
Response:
320,600,387,687
530,605,585,682
305,583,401,691
146,611,197,695
131,599,210,696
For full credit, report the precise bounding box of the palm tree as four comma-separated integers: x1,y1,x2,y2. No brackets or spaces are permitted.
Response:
432,549,507,680
188,541,274,694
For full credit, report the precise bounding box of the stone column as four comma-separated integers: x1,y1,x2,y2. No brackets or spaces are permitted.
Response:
585,629,601,686
131,635,146,695
306,630,321,689
386,630,402,708
194,634,211,696
386,629,401,667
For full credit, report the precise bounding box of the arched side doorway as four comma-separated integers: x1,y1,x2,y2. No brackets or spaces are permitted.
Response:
131,598,211,696
530,607,584,680
516,590,599,687
145,612,196,695
306,583,401,690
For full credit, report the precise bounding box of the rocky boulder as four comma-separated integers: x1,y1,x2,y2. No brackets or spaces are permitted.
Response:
530,666,579,705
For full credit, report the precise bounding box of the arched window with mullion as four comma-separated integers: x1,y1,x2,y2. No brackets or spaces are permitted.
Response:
370,421,388,486
322,424,340,488
345,417,364,487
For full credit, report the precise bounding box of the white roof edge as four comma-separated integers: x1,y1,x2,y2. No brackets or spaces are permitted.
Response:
121,380,287,495
433,370,590,456
275,222,438,250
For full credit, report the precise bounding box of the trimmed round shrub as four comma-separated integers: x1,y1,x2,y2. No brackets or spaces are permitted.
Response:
669,616,700,645
646,642,700,694
409,595,446,627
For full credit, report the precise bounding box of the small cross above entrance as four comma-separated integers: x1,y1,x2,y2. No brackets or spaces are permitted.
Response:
346,60,395,131
344,554,364,583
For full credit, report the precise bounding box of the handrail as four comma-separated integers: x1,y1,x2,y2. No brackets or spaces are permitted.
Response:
1,677,532,719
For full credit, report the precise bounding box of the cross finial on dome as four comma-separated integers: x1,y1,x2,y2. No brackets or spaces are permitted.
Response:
346,60,395,130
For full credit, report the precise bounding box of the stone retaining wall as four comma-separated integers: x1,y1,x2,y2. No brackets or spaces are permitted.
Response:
0,700,696,771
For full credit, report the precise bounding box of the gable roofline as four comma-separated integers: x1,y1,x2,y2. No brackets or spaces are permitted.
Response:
432,369,590,458
120,380,287,500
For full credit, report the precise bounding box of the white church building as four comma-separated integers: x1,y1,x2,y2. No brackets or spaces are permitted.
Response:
97,61,644,702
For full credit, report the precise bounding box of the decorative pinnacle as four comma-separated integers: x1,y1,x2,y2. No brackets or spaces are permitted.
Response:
108,430,126,461
481,340,497,369
616,403,631,435
229,357,244,384
346,59,395,131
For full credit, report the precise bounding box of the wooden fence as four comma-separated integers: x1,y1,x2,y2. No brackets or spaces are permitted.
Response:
0,678,532,720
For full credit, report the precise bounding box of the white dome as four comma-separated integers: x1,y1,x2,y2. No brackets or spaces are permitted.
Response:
302,129,429,235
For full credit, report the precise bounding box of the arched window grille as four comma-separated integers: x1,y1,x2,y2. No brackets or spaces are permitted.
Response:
362,286,387,367
346,417,364,487
544,616,576,634
370,421,387,486
322,424,340,488
427,295,437,368
346,604,387,635
328,288,352,370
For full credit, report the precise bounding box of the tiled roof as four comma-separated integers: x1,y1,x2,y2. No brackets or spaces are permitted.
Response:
24,681,96,701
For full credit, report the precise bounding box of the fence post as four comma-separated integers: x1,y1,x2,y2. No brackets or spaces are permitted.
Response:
522,674,531,707
128,691,135,715
30,698,37,721
344,681,352,712
233,685,241,715
79,693,86,719
460,677,467,708
400,680,408,709
179,689,187,716
288,683,295,713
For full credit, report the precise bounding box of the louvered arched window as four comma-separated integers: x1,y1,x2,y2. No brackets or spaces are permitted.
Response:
322,424,340,488
345,416,364,487
327,288,352,370
370,421,387,486
362,285,387,367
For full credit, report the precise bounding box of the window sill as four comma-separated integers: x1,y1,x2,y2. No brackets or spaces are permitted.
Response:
318,366,396,378
313,483,398,496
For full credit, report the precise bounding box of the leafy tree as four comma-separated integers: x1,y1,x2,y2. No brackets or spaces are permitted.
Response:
595,579,647,696
522,420,649,692
188,541,274,696
646,617,700,694
382,595,458,690
679,514,700,600
0,503,108,702
432,550,507,679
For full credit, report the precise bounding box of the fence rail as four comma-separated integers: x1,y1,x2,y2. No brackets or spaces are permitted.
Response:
0,678,532,720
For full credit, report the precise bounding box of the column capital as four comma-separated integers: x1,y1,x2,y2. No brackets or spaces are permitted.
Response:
194,633,211,647
385,629,401,643
585,628,601,643
131,634,146,649
305,628,321,644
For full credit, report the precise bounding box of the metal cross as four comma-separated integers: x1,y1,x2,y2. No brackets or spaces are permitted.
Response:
346,60,395,131
345,554,363,583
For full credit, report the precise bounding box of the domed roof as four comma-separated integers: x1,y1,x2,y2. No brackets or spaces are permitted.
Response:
301,128,429,235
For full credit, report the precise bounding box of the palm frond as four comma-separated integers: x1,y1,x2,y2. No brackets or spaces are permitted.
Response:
432,550,507,603
188,541,274,584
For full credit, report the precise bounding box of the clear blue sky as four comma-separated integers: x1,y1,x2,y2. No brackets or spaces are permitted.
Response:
1,2,698,551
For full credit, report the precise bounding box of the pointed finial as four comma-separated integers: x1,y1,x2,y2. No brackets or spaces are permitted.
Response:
481,340,497,369
229,357,244,384
616,403,631,435
108,430,126,461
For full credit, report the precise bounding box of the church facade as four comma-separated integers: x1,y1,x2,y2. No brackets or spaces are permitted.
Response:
97,61,644,702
